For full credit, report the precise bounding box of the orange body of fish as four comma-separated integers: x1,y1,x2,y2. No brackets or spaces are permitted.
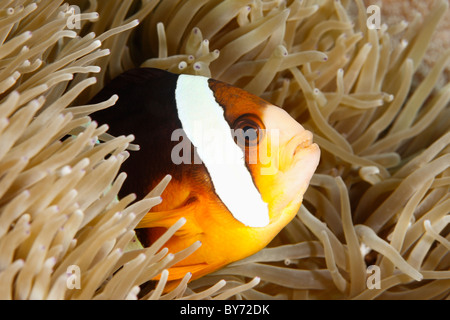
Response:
91,68,320,288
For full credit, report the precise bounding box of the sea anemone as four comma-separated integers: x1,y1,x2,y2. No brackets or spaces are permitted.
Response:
0,0,448,300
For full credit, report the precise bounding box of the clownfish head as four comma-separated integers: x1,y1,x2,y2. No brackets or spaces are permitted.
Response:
198,78,320,230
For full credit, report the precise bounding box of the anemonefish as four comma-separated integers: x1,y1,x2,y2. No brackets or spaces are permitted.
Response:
90,68,320,287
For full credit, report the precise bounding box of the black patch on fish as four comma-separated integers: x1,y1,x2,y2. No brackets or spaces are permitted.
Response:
90,68,184,199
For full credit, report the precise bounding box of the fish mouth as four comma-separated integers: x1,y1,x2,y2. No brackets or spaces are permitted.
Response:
279,129,317,173
274,130,320,217
290,130,314,157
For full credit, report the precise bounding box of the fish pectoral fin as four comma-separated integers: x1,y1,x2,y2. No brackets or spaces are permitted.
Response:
137,199,196,228
136,209,182,229
156,262,226,293
155,264,204,293
156,262,224,282
136,201,203,238
155,264,208,281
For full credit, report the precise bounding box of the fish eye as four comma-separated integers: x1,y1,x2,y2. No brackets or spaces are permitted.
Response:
233,114,264,148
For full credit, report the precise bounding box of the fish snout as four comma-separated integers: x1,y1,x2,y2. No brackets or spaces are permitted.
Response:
291,130,314,157
279,128,318,171
260,104,320,173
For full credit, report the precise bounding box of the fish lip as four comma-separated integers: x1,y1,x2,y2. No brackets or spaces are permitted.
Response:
279,129,316,173
290,130,314,157
275,140,320,215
